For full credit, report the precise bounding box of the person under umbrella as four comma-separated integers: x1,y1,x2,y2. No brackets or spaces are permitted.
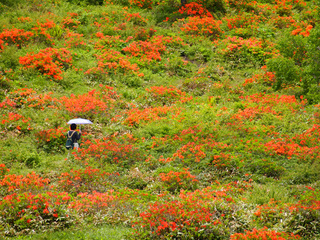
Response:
67,123,81,150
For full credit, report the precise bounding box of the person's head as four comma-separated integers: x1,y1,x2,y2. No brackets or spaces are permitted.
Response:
70,123,77,130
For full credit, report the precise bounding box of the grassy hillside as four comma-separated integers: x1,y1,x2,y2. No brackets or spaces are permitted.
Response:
0,0,319,239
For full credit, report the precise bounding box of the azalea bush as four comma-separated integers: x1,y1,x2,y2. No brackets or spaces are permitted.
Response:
158,168,198,193
35,127,67,153
19,48,73,80
0,191,73,236
230,227,301,240
0,28,34,48
57,166,120,194
176,16,223,39
218,36,279,67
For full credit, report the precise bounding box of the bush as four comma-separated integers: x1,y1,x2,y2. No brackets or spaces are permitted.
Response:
35,127,67,153
266,56,301,90
0,191,73,237
276,32,307,67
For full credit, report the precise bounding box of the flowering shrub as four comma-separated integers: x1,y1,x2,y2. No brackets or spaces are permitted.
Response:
230,227,301,239
159,168,198,193
242,69,276,87
218,36,279,66
145,85,192,105
35,127,67,153
178,2,213,17
73,135,143,167
58,85,119,120
31,19,56,44
123,35,185,62
133,27,157,41
57,166,120,194
1,88,34,108
291,24,313,37
63,30,86,48
132,186,242,239
85,49,142,77
268,15,297,29
2,88,55,109
177,16,223,39
0,28,34,48
19,48,73,80
68,188,155,225
253,187,320,237
123,105,180,127
129,0,153,9
0,112,31,132
0,164,10,179
223,12,264,32
61,16,81,29
0,191,72,236
124,12,148,26
0,172,50,196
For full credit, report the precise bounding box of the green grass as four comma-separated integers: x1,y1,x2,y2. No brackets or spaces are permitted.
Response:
10,225,132,240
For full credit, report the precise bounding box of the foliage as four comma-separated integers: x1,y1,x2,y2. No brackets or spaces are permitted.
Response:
0,0,319,238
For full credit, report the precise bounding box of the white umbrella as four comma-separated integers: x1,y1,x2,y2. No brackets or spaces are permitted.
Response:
67,118,93,130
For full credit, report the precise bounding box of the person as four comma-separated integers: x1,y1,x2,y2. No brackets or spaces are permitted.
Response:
67,123,81,150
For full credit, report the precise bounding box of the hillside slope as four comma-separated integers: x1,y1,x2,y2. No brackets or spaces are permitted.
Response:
0,0,319,239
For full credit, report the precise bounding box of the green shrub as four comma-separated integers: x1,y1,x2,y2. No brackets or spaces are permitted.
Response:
22,151,41,168
0,46,21,70
246,158,285,178
266,56,301,90
276,32,307,66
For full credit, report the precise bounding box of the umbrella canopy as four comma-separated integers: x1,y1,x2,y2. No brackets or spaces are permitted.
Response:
67,118,93,125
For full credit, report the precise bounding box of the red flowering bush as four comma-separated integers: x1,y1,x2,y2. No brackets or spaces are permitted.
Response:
63,30,86,48
159,168,198,193
132,186,241,239
230,227,301,239
58,85,119,120
0,191,72,236
19,48,73,80
68,188,155,225
123,105,180,127
0,172,50,196
57,166,120,194
1,88,34,108
73,135,143,167
223,12,264,32
178,2,213,17
252,187,320,237
218,36,279,66
291,24,313,37
0,164,10,179
177,16,223,39
242,70,276,88
125,12,148,26
0,28,34,49
0,112,31,132
268,15,297,29
129,0,153,9
1,88,56,109
144,85,192,105
85,49,143,78
123,35,184,63
31,19,56,44
61,16,81,29
35,126,67,153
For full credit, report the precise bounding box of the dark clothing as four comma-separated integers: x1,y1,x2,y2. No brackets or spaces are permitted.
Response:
67,130,81,143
